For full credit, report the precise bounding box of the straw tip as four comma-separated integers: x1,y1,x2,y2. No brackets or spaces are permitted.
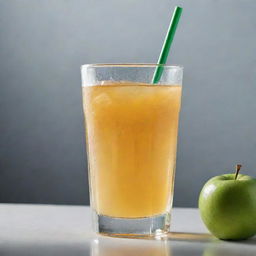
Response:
175,6,183,12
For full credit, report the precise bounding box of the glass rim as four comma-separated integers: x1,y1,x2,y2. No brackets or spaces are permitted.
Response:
81,63,183,70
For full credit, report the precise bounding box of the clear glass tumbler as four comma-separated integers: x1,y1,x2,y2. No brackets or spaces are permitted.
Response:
81,64,183,237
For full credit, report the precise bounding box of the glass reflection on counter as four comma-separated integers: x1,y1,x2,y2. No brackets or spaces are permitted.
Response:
91,238,171,256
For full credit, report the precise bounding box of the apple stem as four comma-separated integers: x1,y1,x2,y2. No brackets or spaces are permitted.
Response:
234,164,242,180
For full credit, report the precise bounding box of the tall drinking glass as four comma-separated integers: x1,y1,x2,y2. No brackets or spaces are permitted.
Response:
81,64,183,237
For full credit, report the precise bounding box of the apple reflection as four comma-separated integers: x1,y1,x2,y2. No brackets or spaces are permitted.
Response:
202,238,256,256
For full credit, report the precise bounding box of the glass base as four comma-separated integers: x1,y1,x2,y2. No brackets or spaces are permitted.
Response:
92,211,170,238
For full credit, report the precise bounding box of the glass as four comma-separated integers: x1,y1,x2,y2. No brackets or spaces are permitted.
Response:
81,64,183,237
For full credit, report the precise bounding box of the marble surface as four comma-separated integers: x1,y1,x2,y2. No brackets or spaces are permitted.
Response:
0,204,255,256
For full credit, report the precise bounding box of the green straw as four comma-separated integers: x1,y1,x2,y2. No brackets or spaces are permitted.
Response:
152,6,183,84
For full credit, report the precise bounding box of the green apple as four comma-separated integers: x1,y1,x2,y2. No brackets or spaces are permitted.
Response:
199,165,256,240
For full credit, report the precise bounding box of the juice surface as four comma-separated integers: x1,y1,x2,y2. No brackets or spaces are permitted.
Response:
82,81,182,218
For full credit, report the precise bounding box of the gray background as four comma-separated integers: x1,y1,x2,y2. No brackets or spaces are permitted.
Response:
0,0,256,207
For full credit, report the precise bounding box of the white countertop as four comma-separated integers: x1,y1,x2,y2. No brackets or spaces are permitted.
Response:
0,204,255,255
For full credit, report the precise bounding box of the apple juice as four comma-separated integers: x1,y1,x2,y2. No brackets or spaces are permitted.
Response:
82,81,182,218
